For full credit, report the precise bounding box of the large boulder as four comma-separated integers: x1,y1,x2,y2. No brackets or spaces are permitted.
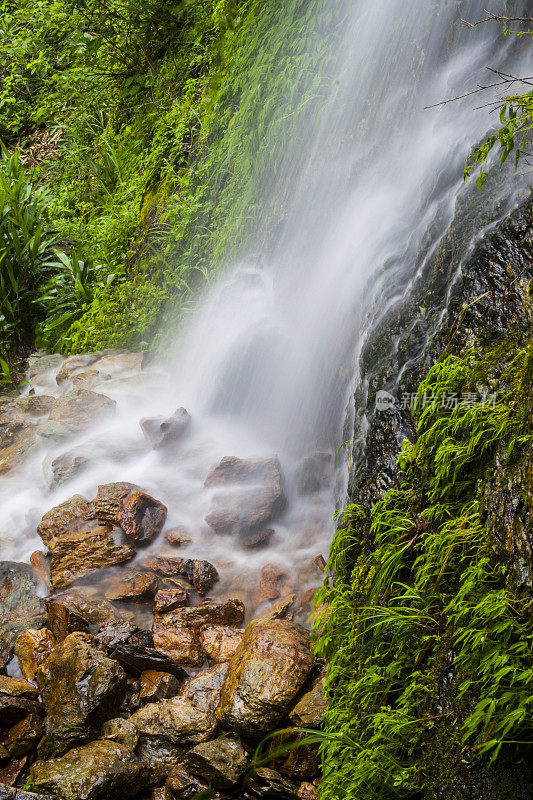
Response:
36,632,127,758
152,600,244,667
186,737,248,790
29,739,142,800
37,496,135,589
216,620,312,737
55,354,100,385
0,786,53,799
41,389,116,438
0,563,46,669
0,405,38,474
204,456,286,539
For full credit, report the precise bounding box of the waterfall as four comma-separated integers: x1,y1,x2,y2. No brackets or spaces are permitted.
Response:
0,0,530,613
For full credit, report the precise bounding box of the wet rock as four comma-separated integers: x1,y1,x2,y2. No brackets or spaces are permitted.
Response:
205,456,286,537
295,453,332,495
94,482,138,524
37,496,135,590
255,563,295,603
72,369,109,389
98,624,188,680
200,626,243,663
140,407,191,450
91,351,146,377
0,563,46,669
105,572,159,604
271,731,320,779
29,552,50,589
27,353,64,386
166,766,208,799
0,428,37,475
43,389,116,437
139,671,181,704
14,630,56,682
36,631,127,758
14,396,55,417
164,528,192,548
0,757,28,789
186,737,248,790
46,591,122,641
150,787,173,800
3,713,42,757
289,675,327,728
245,768,299,798
152,587,188,614
152,600,244,667
141,557,218,596
241,528,275,550
117,492,167,547
257,595,295,623
101,717,139,750
129,698,217,774
217,620,313,737
0,785,54,800
44,449,89,489
0,677,41,726
297,781,319,800
29,739,142,800
55,354,100,385
178,664,229,715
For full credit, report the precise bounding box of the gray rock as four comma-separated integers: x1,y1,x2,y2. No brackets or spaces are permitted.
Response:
186,737,248,790
0,562,46,669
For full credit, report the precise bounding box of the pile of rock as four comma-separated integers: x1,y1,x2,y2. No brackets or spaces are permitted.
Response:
0,488,325,800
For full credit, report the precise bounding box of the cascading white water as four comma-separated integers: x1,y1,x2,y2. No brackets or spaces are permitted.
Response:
0,0,530,613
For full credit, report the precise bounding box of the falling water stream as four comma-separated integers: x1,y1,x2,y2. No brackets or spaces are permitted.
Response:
0,0,530,615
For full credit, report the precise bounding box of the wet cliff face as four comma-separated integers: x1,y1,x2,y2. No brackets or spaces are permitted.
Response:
316,196,533,800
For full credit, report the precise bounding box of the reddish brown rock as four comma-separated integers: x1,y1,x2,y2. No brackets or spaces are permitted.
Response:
140,556,218,596
153,587,188,614
164,527,192,547
298,781,319,800
117,491,167,547
14,629,56,681
178,664,228,715
139,671,181,704
72,369,109,389
46,591,122,641
94,482,138,523
241,528,275,550
255,562,295,603
105,571,159,604
0,755,28,787
217,619,313,737
0,676,42,726
92,351,146,376
14,395,55,416
45,449,90,489
4,713,42,757
200,625,243,663
29,551,50,588
205,456,286,538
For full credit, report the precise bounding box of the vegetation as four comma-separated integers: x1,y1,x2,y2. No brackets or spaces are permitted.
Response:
314,338,533,798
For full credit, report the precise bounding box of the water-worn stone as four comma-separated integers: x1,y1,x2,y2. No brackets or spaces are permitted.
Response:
36,632,127,758
0,785,54,800
166,766,208,800
105,572,159,604
139,671,181,704
297,781,319,800
55,354,100,385
129,698,217,774
245,768,299,798
14,629,56,682
205,456,286,537
117,491,167,547
29,552,50,589
186,737,248,790
3,713,42,757
27,353,64,386
152,587,188,614
37,496,135,589
217,619,312,737
271,731,320,779
140,557,218,596
29,739,142,800
46,591,122,641
255,563,295,603
295,453,332,495
94,482,138,523
178,664,229,715
13,396,55,417
164,528,192,547
241,528,275,550
44,448,89,488
200,626,243,663
289,675,327,728
0,563,46,669
98,623,188,680
140,407,191,450
44,389,116,437
0,677,41,726
101,717,139,750
0,758,28,788
152,600,244,667
91,351,146,377
0,428,37,474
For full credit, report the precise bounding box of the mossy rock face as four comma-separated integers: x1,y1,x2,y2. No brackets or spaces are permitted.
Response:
317,198,533,800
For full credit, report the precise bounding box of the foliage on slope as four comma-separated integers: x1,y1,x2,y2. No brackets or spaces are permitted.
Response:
315,332,533,799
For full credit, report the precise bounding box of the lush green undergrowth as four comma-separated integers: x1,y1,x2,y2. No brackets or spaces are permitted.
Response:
315,337,533,799
0,0,334,359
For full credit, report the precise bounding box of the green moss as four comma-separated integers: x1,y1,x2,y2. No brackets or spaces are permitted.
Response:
315,337,533,799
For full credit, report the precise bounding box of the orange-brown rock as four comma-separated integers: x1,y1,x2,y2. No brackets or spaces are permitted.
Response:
140,556,218,595
94,482,138,524
153,586,188,614
255,562,295,603
298,781,319,800
46,591,122,641
164,527,192,547
117,491,167,547
139,671,181,704
14,629,56,681
200,625,243,663
0,675,42,725
29,551,51,588
105,571,159,604
4,712,42,757
178,664,228,715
